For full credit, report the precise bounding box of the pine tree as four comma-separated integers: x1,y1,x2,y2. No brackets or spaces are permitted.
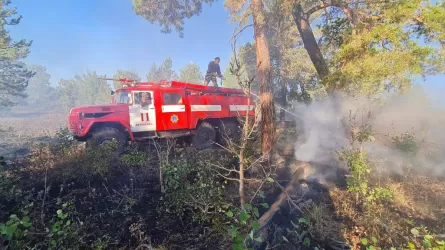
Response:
112,69,141,90
0,0,35,107
179,62,203,83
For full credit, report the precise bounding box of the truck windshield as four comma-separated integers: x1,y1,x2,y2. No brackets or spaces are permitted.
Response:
114,90,132,104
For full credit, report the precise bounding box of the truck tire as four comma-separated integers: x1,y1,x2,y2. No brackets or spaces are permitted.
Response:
218,121,240,145
86,127,127,154
193,122,216,150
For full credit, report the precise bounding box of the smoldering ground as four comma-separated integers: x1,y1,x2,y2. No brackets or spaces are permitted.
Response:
291,86,445,180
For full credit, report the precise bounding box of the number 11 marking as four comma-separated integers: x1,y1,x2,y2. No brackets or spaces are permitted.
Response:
140,113,149,121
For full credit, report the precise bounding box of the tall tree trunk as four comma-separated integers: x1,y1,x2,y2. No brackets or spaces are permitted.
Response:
292,3,334,94
278,51,287,123
279,75,286,122
251,0,275,155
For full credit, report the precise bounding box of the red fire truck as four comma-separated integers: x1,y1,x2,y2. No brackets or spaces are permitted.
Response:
68,79,255,153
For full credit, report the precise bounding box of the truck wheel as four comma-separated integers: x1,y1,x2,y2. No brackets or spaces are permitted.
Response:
193,122,216,150
86,127,127,154
218,121,241,145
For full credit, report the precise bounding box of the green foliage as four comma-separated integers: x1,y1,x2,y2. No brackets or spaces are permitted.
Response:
160,153,228,225
339,148,371,197
112,69,141,90
54,127,75,149
223,54,243,89
120,148,151,167
179,62,204,83
226,203,263,250
238,43,260,92
0,0,35,107
131,0,216,37
0,134,162,249
0,156,22,218
24,64,56,105
46,201,81,250
287,217,314,249
0,214,32,241
0,60,35,107
57,79,78,113
320,0,445,96
146,57,179,81
56,71,111,112
75,71,112,106
339,114,394,207
409,226,445,250
365,187,393,206
360,235,379,250
391,132,420,156
339,146,394,206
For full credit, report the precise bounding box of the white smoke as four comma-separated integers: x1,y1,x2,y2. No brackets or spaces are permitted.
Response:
291,86,445,177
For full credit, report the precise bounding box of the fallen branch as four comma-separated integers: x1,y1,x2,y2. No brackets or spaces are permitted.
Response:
246,165,306,248
274,179,303,214
257,166,305,230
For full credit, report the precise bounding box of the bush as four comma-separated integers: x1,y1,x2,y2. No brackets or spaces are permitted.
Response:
159,150,232,229
391,132,420,156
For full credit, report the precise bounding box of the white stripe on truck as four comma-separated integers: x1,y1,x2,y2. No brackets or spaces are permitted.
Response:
162,105,185,113
229,105,255,111
191,105,222,112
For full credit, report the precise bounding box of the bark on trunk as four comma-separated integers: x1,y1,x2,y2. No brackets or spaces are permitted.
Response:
293,3,334,93
251,0,276,155
278,45,287,123
280,81,286,122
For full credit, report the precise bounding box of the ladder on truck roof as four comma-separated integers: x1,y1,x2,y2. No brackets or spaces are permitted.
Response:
101,78,248,97
170,81,246,96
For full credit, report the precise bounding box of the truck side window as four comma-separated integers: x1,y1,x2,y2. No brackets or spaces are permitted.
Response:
163,93,182,105
134,92,152,107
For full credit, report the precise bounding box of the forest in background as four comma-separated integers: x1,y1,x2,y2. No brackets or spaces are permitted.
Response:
0,57,205,114
2,0,445,249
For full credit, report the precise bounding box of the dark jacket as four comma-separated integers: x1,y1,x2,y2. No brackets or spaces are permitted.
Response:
206,61,222,77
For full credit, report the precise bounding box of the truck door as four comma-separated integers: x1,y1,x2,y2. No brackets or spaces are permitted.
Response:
129,91,156,132
160,91,188,130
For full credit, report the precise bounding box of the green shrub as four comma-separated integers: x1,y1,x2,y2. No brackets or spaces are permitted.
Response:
160,153,230,228
391,132,420,156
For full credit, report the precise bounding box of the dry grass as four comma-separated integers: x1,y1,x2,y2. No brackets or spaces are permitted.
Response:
327,170,445,249
0,111,67,157
304,203,343,244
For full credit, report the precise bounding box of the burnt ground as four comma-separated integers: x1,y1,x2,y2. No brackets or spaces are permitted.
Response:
1,111,445,249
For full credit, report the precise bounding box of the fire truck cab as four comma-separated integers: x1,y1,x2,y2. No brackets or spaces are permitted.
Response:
68,79,255,153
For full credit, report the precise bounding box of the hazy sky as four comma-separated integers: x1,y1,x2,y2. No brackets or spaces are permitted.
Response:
7,0,444,101
9,0,253,85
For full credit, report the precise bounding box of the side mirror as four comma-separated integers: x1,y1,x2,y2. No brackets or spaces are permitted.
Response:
110,90,115,95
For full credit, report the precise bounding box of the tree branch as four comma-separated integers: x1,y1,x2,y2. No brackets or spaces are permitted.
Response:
231,24,254,45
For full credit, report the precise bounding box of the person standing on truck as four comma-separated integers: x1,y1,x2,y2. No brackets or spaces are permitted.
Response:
204,57,224,88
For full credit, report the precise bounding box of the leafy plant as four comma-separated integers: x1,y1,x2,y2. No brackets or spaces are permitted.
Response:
366,186,393,206
160,153,229,226
339,148,370,200
226,203,263,250
47,200,81,250
391,132,420,156
0,214,32,241
360,236,379,250
409,226,445,250
120,148,151,166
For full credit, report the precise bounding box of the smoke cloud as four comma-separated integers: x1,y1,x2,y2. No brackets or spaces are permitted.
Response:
292,86,445,178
